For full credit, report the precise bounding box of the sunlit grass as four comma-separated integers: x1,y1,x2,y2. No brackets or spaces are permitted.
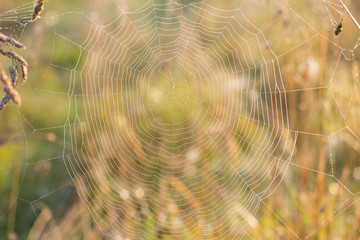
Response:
0,0,360,239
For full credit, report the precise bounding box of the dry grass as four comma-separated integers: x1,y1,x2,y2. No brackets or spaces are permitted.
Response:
0,64,21,109
31,0,46,22
1,0,360,239
0,32,28,110
0,33,25,49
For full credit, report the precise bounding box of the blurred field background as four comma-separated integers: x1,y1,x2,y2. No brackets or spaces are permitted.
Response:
1,0,360,239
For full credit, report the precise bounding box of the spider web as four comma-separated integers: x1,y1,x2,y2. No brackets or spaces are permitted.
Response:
1,0,360,239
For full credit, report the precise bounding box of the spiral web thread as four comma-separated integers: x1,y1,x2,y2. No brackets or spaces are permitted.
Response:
1,0,360,239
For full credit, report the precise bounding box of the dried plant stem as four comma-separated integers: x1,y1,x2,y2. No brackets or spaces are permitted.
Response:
339,0,360,30
351,222,360,240
0,33,25,49
0,49,28,83
32,0,46,22
0,65,21,110
0,49,28,67
20,65,28,83
0,95,12,110
27,206,53,240
9,64,18,86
